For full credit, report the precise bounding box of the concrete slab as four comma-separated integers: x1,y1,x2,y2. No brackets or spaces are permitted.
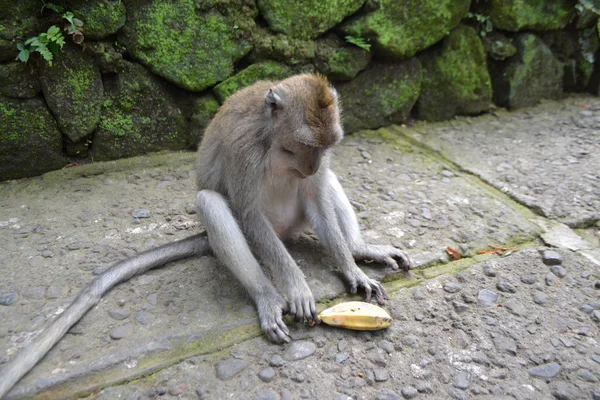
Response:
399,95,600,228
0,132,539,398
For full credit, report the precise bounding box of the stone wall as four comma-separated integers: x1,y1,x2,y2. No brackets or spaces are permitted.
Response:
0,0,598,181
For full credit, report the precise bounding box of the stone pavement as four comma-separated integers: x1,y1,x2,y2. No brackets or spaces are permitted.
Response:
0,95,599,400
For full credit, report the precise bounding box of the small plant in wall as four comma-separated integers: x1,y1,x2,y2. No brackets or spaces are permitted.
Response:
466,12,493,37
15,2,84,66
345,35,371,52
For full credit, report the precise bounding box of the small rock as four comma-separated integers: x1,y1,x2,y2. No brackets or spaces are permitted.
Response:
453,371,471,390
253,390,279,400
371,368,388,382
378,340,395,353
110,323,133,340
280,388,293,400
520,275,537,284
504,298,526,316
291,373,306,383
483,263,497,277
375,390,400,400
593,310,600,322
542,250,562,266
336,352,350,363
415,313,424,321
550,265,567,278
135,311,153,325
258,367,276,382
493,335,517,355
533,292,548,305
593,389,600,400
477,289,498,307
471,385,489,395
413,287,427,300
452,301,468,313
595,280,600,289
551,381,581,399
415,381,433,393
168,384,185,396
269,354,284,367
196,384,210,399
185,204,197,214
338,338,348,352
496,281,516,293
401,386,419,399
528,362,561,379
0,293,17,306
108,309,131,320
132,209,151,218
215,358,248,380
367,348,387,367
576,368,597,382
546,273,560,286
283,341,316,361
443,282,462,293
580,304,594,314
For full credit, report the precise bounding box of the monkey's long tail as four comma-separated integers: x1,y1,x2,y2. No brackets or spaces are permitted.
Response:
0,232,210,399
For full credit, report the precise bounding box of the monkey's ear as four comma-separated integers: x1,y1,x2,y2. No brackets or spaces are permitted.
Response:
265,89,283,116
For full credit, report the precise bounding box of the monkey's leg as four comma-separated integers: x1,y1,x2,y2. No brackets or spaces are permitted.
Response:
327,170,414,271
195,190,291,343
305,173,388,304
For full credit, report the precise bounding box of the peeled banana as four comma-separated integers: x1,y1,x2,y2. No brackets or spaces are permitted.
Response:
318,301,392,331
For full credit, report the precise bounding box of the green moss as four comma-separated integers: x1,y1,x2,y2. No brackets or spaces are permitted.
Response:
417,25,492,121
341,0,470,59
69,0,126,40
120,0,253,91
257,0,365,39
325,46,370,80
486,0,575,31
213,61,292,102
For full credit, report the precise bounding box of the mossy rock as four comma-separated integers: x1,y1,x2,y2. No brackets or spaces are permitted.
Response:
340,0,470,59
213,61,293,103
39,44,103,143
337,59,422,133
0,62,41,98
119,0,254,92
490,34,563,109
482,31,517,61
0,95,65,181
0,1,40,62
190,93,220,149
257,0,365,40
250,27,316,66
484,0,575,31
92,62,189,161
67,0,126,40
316,35,371,81
542,28,599,92
417,25,492,122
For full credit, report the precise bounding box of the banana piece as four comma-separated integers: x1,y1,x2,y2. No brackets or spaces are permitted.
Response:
318,301,392,331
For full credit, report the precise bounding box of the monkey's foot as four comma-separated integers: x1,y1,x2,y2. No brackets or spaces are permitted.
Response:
344,266,389,305
353,244,414,271
256,293,291,343
282,279,318,324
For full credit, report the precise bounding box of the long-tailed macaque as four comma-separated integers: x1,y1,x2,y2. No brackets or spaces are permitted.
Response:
0,74,412,397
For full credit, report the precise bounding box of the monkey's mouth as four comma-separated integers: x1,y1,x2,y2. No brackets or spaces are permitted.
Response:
290,169,307,179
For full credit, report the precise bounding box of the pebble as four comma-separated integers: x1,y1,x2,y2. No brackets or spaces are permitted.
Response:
483,263,497,277
453,371,471,390
135,311,153,325
477,289,498,307
551,381,582,400
336,352,350,363
258,367,276,382
0,293,17,306
493,335,517,355
576,368,598,382
443,282,462,293
401,386,419,399
415,381,433,394
504,298,526,316
452,301,468,313
110,323,133,340
520,274,537,284
283,341,316,361
542,250,563,266
550,265,567,278
594,390,600,400
215,358,248,380
378,340,394,353
253,390,279,400
280,388,293,400
269,354,284,367
413,287,427,300
595,280,600,289
533,292,548,305
168,384,185,396
546,273,560,286
593,310,600,322
108,309,131,320
528,362,561,378
338,339,348,352
374,369,389,382
580,304,594,314
132,209,151,218
496,280,516,293
375,390,400,400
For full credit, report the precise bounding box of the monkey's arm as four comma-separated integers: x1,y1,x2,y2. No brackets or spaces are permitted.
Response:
305,171,388,304
195,190,291,343
327,170,413,271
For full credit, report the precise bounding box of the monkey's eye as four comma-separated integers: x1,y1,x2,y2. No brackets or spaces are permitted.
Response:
282,147,295,156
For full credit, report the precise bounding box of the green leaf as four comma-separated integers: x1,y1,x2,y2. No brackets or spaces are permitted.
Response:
16,43,25,51
16,49,30,63
24,37,36,45
63,11,74,24
47,25,61,36
45,3,64,12
73,18,83,27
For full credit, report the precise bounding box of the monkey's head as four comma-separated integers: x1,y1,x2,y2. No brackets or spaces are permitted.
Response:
265,74,343,179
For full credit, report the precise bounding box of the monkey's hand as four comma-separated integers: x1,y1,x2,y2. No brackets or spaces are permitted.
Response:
282,276,318,324
352,244,414,271
343,265,389,305
256,291,291,343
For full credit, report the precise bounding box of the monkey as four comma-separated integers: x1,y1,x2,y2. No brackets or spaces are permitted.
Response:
0,73,412,397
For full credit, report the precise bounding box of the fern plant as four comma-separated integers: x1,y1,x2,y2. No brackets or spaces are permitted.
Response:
345,35,371,52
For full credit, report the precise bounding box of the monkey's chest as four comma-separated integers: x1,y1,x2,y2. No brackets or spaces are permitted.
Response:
261,183,305,238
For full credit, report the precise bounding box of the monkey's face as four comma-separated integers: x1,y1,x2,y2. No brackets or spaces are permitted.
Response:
272,141,326,179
